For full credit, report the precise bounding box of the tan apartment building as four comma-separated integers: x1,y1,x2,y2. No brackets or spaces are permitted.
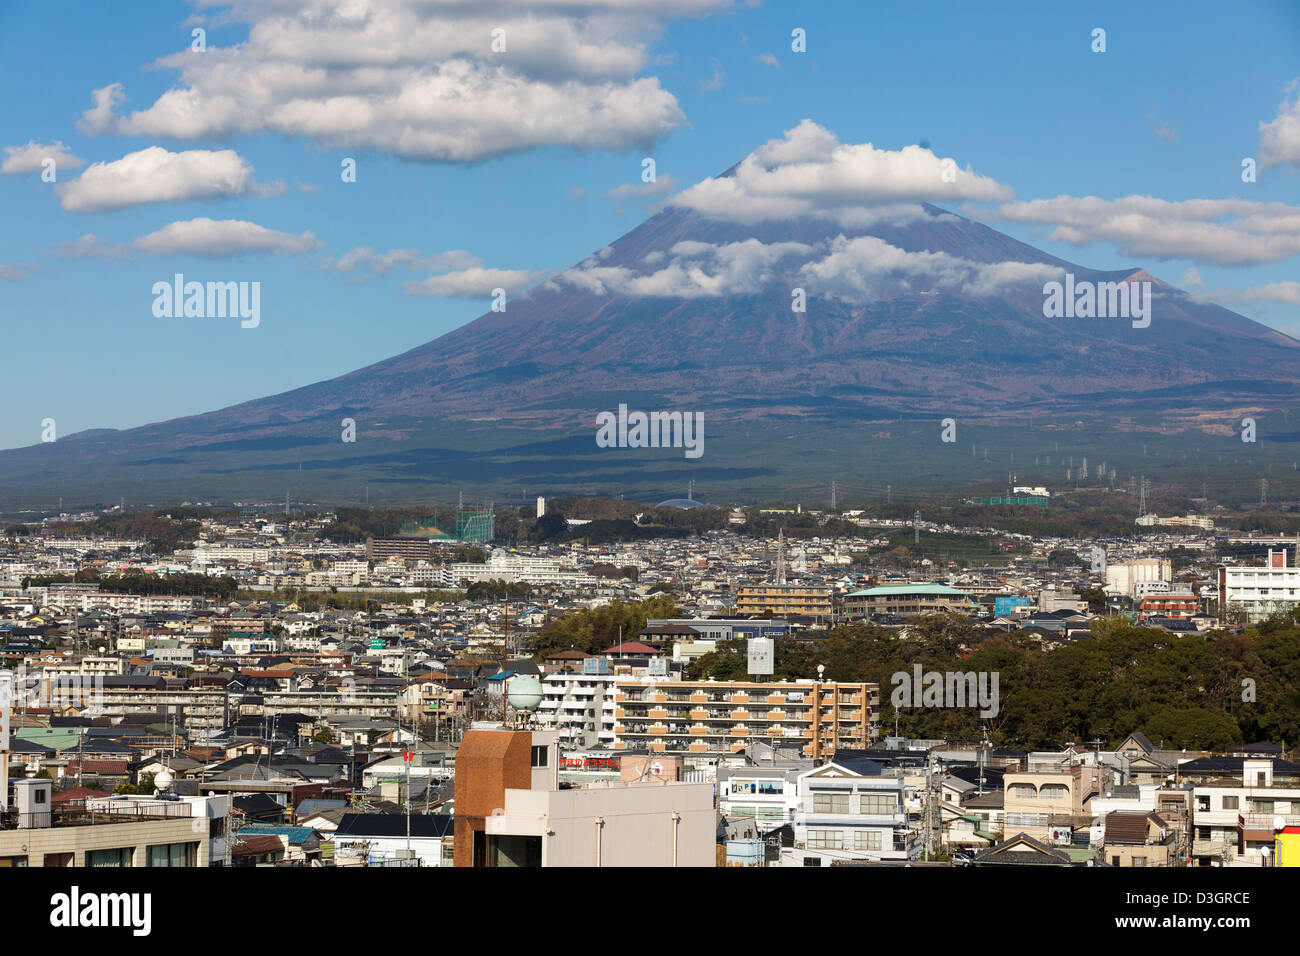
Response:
613,679,878,762
1003,767,1101,843
0,780,215,867
735,584,832,618
842,584,977,620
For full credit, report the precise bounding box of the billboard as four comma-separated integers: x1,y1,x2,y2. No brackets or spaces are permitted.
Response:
648,658,668,677
747,637,774,676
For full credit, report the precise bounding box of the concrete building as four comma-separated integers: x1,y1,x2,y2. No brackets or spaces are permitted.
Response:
614,678,878,762
1190,759,1300,866
537,672,619,748
1105,558,1172,598
453,725,714,867
0,778,219,867
784,754,913,866
843,584,976,619
1218,549,1300,623
735,584,832,619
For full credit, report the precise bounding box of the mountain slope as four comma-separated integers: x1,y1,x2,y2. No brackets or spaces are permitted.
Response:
4,197,1299,505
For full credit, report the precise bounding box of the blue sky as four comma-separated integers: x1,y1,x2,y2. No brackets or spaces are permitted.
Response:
2,0,1299,450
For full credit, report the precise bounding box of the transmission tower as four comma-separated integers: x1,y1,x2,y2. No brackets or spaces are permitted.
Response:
774,529,787,585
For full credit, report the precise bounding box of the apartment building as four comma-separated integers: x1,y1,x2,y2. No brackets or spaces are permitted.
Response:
718,766,802,831
1137,592,1198,621
450,556,598,588
1218,549,1300,623
1190,759,1300,866
785,756,913,866
0,779,218,867
536,672,618,748
365,538,434,563
614,679,878,762
1003,767,1102,843
735,584,832,618
98,683,231,734
842,584,976,619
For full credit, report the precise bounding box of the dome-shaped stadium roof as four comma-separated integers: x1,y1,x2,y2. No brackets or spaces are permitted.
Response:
656,498,716,509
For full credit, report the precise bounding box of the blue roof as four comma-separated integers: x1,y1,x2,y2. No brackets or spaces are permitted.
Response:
238,824,319,845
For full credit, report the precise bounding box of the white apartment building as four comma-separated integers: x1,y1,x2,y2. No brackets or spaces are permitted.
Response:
450,555,598,588
718,768,801,831
537,673,619,748
1191,760,1300,866
1105,558,1172,597
785,761,913,866
1218,549,1300,623
411,564,454,588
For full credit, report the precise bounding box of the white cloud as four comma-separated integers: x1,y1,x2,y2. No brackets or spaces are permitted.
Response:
328,246,482,276
1,140,85,175
133,218,321,257
54,234,132,260
1203,282,1300,307
987,195,1300,266
58,146,279,213
401,267,540,297
604,174,679,201
557,238,812,297
77,83,125,136
0,264,36,281
671,119,1014,225
79,0,730,162
1180,267,1204,290
555,231,1060,302
798,235,1063,302
1260,80,1300,171
756,52,779,69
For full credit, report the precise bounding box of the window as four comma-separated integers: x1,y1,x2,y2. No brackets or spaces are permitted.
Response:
1010,784,1037,799
1222,796,1239,810
854,830,882,851
813,793,850,814
803,856,822,867
34,790,46,805
531,745,548,768
1132,856,1147,867
806,829,843,849
87,847,133,868
147,843,197,867
860,793,896,815
1039,784,1069,800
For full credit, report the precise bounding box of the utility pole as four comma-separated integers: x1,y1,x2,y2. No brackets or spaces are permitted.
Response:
831,481,837,510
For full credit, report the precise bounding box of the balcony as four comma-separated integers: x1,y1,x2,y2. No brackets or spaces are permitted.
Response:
689,708,708,720
731,709,750,720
